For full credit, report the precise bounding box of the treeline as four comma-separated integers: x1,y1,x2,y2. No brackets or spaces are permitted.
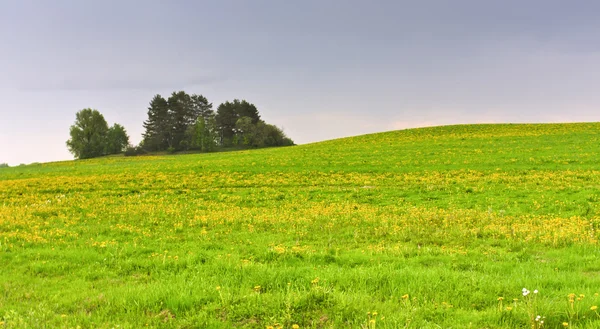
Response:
65,92,293,160
139,92,293,153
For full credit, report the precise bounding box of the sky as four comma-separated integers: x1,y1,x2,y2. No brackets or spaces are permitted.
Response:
2,0,600,166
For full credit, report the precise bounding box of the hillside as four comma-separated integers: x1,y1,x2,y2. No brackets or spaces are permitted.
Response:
1,123,600,328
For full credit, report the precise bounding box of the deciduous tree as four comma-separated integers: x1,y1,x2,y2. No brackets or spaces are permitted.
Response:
66,109,109,159
106,123,130,154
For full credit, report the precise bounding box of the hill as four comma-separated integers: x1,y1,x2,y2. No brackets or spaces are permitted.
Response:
1,123,600,328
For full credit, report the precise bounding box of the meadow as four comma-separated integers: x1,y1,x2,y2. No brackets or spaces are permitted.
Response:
1,123,600,328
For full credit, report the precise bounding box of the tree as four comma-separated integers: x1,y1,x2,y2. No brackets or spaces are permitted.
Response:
105,124,130,154
215,101,237,146
235,116,255,146
66,109,109,159
215,99,261,147
235,100,260,124
191,94,213,121
203,115,218,152
168,91,194,150
142,92,213,152
234,118,294,148
189,114,218,152
142,95,170,151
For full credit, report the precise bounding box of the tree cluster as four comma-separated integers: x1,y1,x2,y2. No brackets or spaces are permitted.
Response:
66,109,130,159
65,92,293,160
141,91,293,153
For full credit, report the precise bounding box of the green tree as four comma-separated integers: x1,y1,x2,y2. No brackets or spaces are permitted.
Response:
105,123,130,154
261,123,294,147
215,101,237,146
203,115,218,152
168,91,194,150
235,116,254,146
142,95,170,151
215,99,261,147
66,109,110,159
191,94,213,121
190,114,218,152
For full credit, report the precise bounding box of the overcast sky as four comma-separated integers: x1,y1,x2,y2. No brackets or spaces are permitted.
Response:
2,0,600,165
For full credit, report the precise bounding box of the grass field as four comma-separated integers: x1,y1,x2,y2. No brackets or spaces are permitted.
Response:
2,123,600,328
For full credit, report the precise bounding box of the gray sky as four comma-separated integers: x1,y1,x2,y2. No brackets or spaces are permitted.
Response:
2,0,600,166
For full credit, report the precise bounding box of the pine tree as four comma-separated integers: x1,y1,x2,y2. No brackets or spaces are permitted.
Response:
191,94,213,121
142,94,170,151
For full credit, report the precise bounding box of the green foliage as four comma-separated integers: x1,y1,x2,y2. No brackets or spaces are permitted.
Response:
0,163,8,168
142,94,171,151
105,123,130,154
142,92,213,152
66,109,130,159
141,92,291,152
216,99,261,147
66,108,109,159
124,145,147,156
235,116,254,146
234,118,294,148
190,115,218,152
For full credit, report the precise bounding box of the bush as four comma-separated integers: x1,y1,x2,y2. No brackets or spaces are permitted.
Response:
0,163,8,168
281,137,295,146
124,146,147,156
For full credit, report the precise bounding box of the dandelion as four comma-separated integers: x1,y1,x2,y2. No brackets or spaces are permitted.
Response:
401,294,409,299
533,289,538,294
562,323,569,327
216,286,221,291
522,288,530,296
506,306,513,311
254,285,261,293
591,305,598,311
497,297,504,301
292,325,300,329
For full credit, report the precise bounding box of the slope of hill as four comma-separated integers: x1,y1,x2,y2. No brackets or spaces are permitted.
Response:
1,123,600,328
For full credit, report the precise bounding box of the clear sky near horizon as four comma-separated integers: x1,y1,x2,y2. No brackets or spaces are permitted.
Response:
2,1,600,166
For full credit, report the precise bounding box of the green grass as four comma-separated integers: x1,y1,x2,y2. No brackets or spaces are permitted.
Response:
1,123,600,328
